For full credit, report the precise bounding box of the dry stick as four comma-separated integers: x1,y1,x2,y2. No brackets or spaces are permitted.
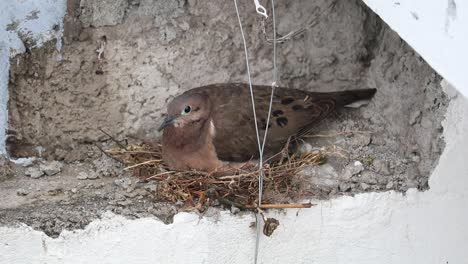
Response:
106,150,160,154
94,144,122,163
146,171,177,180
244,203,315,209
216,153,322,180
218,197,316,210
98,128,128,150
303,130,373,138
123,159,162,170
262,19,319,44
109,142,323,211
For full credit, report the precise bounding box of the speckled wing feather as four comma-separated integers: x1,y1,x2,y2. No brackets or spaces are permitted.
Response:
182,83,376,162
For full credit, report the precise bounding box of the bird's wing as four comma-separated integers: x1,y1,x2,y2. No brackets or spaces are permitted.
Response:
195,83,375,161
199,84,322,161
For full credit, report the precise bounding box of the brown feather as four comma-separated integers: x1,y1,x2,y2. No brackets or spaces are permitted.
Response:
160,83,376,170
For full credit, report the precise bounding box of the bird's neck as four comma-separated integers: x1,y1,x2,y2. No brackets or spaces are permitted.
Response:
163,119,210,151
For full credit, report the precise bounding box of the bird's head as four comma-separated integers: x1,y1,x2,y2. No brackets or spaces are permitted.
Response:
158,93,211,132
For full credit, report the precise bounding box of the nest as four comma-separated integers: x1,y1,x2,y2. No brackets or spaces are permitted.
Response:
106,142,327,210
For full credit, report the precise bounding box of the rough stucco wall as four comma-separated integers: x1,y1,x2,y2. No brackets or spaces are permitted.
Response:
3,0,448,196
6,0,376,159
0,0,67,154
0,81,467,264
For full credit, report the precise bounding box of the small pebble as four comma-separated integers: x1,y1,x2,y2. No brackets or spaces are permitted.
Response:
39,161,63,176
77,172,88,180
373,159,391,175
144,183,157,192
114,178,132,189
342,161,364,179
77,171,99,180
386,181,394,189
408,110,421,125
371,136,386,146
148,207,159,215
87,172,99,179
17,189,29,196
117,200,133,206
25,167,44,179
126,186,136,193
360,183,370,190
411,155,421,163
339,183,351,192
350,134,371,147
124,192,138,198
300,164,339,188
231,206,240,214
122,208,132,215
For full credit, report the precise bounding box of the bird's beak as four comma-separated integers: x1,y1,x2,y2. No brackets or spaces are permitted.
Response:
158,116,175,131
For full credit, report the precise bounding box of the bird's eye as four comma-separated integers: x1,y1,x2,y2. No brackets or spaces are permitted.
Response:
181,105,192,115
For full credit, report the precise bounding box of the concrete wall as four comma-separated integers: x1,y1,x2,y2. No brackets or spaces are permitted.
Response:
0,0,67,154
1,0,468,264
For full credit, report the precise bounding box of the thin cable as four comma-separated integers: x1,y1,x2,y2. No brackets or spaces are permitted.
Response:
259,0,278,202
233,0,262,159
233,1,277,263
271,0,278,85
233,1,265,264
254,2,277,260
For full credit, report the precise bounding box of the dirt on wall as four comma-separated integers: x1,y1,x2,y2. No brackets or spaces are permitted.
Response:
0,0,448,237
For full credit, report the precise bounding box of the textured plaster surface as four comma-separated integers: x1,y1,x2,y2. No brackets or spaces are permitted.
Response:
4,0,446,197
0,0,66,154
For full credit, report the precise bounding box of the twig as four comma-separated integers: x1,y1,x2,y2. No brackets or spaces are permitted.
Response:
98,128,128,150
94,144,122,163
303,130,373,138
106,150,160,154
146,171,178,180
124,159,162,170
244,203,315,209
106,142,327,209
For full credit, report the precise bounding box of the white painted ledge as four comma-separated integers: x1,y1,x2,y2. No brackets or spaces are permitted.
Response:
362,0,468,98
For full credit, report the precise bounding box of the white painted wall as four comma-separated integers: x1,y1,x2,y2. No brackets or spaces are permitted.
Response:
1,1,468,264
0,0,66,154
362,0,468,98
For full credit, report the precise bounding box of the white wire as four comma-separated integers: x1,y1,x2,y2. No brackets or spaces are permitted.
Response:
233,0,277,263
260,0,278,204
233,0,262,162
255,2,277,262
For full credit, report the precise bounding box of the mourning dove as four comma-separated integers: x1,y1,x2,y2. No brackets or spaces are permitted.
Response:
158,83,376,171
